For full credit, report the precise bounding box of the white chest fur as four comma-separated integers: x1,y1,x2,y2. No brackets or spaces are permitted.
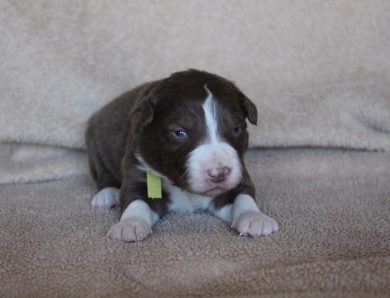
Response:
163,181,214,214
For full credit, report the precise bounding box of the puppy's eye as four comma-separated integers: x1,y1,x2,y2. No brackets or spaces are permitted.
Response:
174,130,187,138
231,127,241,135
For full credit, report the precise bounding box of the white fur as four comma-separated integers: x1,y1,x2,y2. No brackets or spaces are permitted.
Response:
213,204,233,223
91,187,120,208
186,88,242,195
203,88,219,144
230,194,279,236
120,199,160,224
164,181,213,213
107,200,159,242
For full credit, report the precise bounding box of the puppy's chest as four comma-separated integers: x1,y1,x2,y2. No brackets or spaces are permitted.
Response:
163,182,213,214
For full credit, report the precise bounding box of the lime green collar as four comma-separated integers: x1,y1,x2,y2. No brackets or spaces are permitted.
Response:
147,170,162,199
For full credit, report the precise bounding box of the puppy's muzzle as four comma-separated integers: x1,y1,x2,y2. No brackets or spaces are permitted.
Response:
207,166,231,184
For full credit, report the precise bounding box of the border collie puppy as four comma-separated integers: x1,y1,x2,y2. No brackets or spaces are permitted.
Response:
86,69,278,242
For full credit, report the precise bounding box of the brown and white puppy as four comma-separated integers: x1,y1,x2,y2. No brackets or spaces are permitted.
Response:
86,69,278,242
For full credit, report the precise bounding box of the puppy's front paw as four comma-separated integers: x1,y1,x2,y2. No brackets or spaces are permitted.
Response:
91,187,120,208
232,211,278,237
107,218,152,242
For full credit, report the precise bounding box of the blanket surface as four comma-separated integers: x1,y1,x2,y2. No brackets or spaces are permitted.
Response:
1,150,389,297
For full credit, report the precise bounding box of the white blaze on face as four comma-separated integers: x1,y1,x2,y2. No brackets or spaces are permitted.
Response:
186,87,242,196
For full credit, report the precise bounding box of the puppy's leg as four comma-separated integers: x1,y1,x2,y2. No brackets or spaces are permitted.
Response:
107,200,159,242
88,141,121,208
232,194,278,236
214,194,278,237
91,187,120,208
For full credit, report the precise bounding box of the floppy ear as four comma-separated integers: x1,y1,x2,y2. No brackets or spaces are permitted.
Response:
242,96,258,125
133,98,154,128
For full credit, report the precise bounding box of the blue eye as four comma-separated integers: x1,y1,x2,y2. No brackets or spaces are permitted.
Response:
174,130,187,138
231,127,241,135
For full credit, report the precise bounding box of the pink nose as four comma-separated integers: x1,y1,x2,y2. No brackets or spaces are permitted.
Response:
207,167,231,183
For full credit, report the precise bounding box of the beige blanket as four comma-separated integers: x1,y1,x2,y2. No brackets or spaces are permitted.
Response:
1,1,389,154
1,150,389,297
1,1,389,297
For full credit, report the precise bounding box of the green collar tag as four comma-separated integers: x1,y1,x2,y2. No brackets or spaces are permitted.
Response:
147,170,162,199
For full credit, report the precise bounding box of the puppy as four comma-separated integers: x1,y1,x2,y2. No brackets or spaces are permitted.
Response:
86,69,278,242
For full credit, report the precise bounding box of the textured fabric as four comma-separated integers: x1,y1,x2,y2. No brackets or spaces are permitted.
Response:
1,150,389,297
1,0,389,150
0,143,88,184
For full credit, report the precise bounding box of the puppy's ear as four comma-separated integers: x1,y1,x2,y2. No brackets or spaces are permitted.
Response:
134,98,154,128
242,96,258,125
132,81,162,128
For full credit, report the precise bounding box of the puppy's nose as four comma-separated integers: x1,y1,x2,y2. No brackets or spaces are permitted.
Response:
207,167,231,183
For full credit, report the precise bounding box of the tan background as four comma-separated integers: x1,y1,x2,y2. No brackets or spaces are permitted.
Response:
1,0,389,150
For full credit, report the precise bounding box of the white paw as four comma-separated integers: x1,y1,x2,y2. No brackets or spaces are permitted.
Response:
91,187,120,208
232,211,279,237
107,218,152,242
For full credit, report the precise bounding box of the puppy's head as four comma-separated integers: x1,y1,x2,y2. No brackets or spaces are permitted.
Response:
133,69,257,197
